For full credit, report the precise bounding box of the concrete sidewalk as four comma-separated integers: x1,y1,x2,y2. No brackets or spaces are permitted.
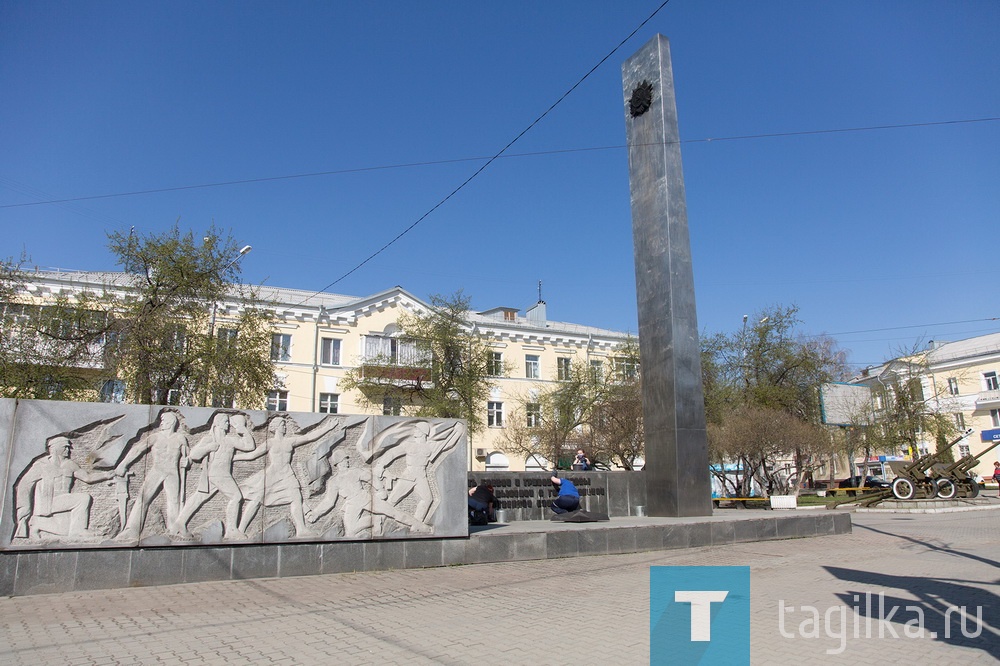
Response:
2,510,998,664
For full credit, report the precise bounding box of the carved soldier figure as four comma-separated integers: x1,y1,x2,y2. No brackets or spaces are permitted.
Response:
173,412,255,538
114,409,188,539
14,436,115,540
235,415,344,537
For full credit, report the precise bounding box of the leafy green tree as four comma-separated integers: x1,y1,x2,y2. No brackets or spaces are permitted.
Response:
0,255,105,400
702,305,850,490
101,225,275,407
707,405,833,496
339,291,498,435
853,353,957,462
587,339,644,469
501,339,644,470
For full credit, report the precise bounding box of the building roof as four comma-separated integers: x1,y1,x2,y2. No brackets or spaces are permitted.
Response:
25,270,632,342
924,332,1000,365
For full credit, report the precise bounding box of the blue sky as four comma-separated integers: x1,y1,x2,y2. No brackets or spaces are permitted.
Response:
2,1,998,370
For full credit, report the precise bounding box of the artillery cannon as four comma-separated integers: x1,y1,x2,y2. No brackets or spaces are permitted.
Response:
888,429,973,500
926,436,1000,499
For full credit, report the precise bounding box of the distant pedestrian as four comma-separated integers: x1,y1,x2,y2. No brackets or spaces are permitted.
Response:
549,475,580,514
993,462,1000,496
573,449,591,471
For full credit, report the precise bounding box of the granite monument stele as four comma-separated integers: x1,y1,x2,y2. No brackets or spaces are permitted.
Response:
622,34,713,517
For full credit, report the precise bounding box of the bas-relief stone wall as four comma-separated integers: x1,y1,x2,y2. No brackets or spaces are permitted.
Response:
0,399,467,551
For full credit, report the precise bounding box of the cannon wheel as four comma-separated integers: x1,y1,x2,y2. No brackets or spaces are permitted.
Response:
935,478,957,500
892,477,917,500
966,481,980,498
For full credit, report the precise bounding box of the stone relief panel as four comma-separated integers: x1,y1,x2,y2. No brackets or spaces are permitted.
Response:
2,399,467,550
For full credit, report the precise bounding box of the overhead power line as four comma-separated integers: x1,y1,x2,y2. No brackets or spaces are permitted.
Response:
817,317,1000,338
2,116,997,211
292,0,675,303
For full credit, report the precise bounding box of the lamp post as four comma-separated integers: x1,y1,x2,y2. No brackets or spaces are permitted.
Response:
202,245,252,407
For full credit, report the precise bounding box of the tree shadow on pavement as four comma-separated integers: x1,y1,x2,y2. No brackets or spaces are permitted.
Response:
823,566,999,659
824,521,1000,657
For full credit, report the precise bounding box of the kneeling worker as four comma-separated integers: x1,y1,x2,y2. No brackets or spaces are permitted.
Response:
550,475,580,514
468,483,498,522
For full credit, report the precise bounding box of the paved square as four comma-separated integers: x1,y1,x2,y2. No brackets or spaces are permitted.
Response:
2,509,998,664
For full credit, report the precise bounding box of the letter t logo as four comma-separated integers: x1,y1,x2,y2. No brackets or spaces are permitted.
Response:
675,590,729,641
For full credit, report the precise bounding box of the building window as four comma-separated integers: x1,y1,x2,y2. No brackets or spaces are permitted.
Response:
487,352,503,376
488,401,504,427
615,356,638,381
164,326,186,352
271,333,291,361
217,327,238,352
954,413,965,429
212,393,234,408
947,377,960,395
319,393,339,414
526,402,541,428
525,355,540,379
985,371,999,391
320,338,341,366
165,388,182,406
486,451,510,470
992,409,1000,428
364,335,425,366
267,390,289,411
590,359,604,381
557,357,571,381
525,454,549,472
99,379,125,403
383,396,402,416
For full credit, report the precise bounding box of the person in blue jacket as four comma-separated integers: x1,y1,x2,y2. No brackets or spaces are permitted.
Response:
550,475,580,514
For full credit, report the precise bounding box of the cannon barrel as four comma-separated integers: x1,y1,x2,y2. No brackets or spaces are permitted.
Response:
898,428,973,477
943,436,1000,475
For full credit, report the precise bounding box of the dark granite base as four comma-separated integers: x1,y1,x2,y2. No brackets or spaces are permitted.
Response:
0,512,852,597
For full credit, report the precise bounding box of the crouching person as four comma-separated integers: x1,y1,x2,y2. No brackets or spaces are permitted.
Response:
549,475,580,514
468,483,498,524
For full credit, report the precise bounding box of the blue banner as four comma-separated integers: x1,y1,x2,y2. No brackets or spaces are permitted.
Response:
981,428,1000,442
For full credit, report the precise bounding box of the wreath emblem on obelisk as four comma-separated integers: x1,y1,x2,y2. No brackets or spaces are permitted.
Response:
629,80,653,117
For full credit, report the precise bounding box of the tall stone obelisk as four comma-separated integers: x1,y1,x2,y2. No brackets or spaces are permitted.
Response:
622,35,712,517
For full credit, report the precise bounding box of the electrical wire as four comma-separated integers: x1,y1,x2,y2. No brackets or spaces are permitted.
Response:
291,0,674,304
2,116,996,211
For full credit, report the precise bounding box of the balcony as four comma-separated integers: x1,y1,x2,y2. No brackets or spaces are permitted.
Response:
976,389,1000,407
360,362,431,385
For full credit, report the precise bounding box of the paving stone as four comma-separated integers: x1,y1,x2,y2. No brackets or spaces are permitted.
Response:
3,510,999,664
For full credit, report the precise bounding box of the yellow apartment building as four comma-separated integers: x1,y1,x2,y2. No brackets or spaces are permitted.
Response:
851,332,1000,480
11,270,633,471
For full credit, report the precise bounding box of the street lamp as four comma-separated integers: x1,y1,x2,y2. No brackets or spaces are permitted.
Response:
211,245,252,333
203,245,252,407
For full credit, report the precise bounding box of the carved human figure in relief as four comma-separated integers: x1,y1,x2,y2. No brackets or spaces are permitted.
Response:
306,449,370,537
114,409,188,538
13,436,115,540
235,415,344,537
372,420,464,530
173,412,255,538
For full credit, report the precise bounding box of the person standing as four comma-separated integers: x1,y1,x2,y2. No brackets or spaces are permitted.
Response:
993,461,1000,496
549,475,580,514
